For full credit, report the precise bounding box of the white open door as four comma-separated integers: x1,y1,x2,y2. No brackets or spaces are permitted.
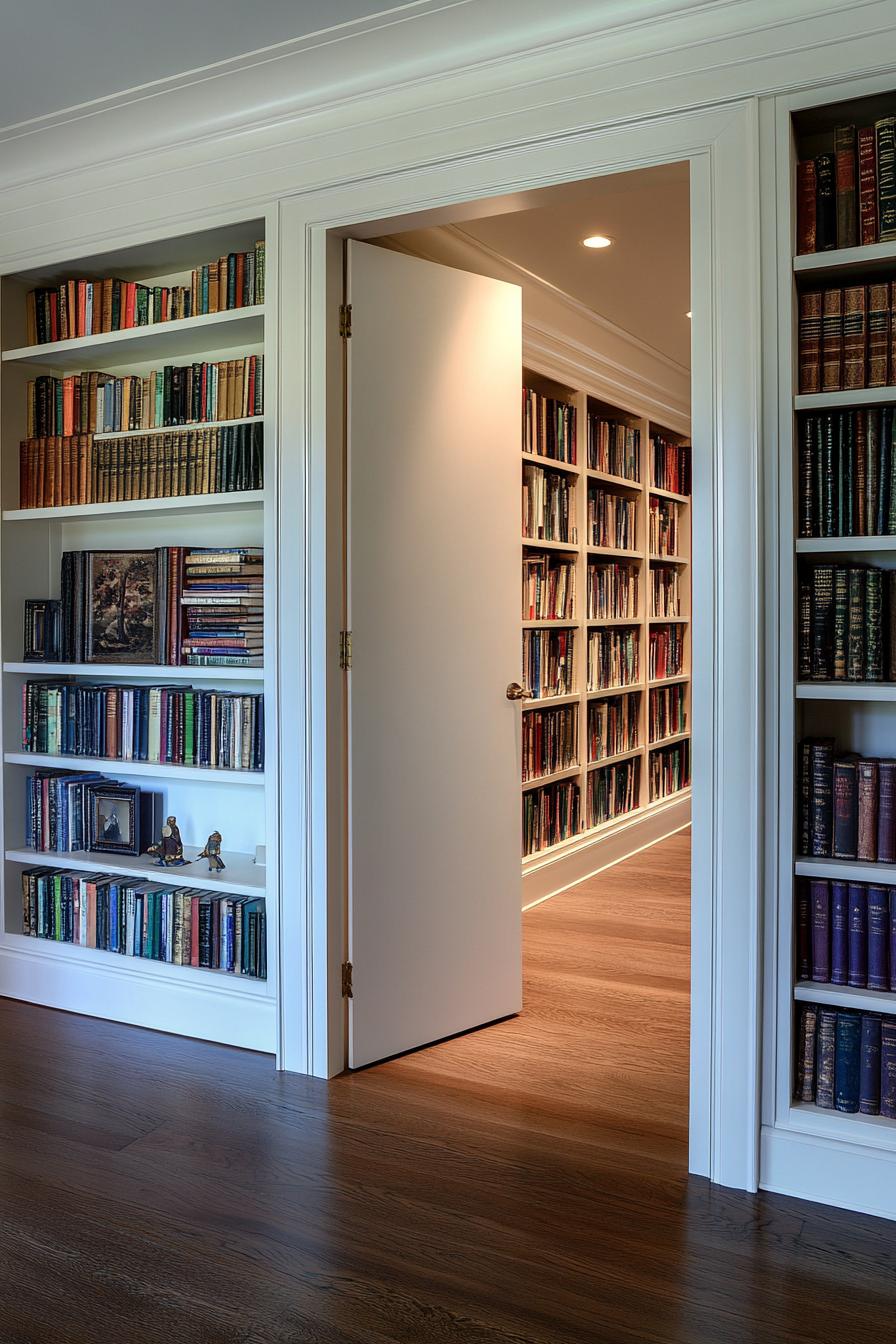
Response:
346,240,522,1068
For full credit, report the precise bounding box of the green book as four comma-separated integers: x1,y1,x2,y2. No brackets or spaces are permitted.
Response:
184,692,195,766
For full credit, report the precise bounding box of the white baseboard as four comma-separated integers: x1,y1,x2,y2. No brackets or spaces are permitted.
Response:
761,1125,896,1223
0,935,276,1052
522,792,691,909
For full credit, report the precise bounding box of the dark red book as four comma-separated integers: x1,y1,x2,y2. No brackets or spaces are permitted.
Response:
822,288,844,392
878,759,896,862
858,126,878,243
835,125,858,249
796,160,817,253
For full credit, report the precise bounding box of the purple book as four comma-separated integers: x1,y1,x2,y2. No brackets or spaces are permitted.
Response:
810,879,831,981
879,760,896,863
880,1019,896,1119
890,890,896,992
830,881,849,985
848,883,868,987
867,886,890,991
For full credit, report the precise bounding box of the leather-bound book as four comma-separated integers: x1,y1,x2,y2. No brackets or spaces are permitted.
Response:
815,1007,838,1107
867,885,890,991
847,567,866,681
796,879,811,979
810,878,831,981
876,117,896,242
878,761,896,863
890,891,896,992
842,285,867,390
848,883,868,987
842,411,855,535
810,564,834,677
834,1010,862,1113
832,565,848,679
831,881,849,985
798,579,812,681
810,738,835,856
798,739,812,855
866,409,881,531
834,125,858,249
855,412,868,534
833,755,859,858
822,289,844,392
821,414,837,537
857,759,880,861
796,159,817,254
798,291,823,394
858,126,878,245
860,1014,882,1115
880,1018,896,1118
815,153,837,250
877,412,892,536
799,414,815,537
796,1004,818,1102
865,567,883,679
866,284,889,387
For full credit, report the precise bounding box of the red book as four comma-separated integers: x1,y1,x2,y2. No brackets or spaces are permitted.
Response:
822,288,844,392
858,126,878,244
796,160,817,253
124,282,136,329
77,280,87,338
843,285,867,390
798,290,823,394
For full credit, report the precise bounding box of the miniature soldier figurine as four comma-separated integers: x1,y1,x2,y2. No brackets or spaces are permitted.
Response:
197,830,225,873
147,815,190,867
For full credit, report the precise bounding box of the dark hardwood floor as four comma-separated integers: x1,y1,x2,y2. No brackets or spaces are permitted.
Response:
0,831,894,1343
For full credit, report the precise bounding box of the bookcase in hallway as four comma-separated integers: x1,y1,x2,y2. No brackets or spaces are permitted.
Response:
0,217,278,1052
520,365,692,874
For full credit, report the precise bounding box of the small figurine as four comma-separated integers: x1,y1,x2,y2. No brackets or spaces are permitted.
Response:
147,815,191,867
197,830,226,873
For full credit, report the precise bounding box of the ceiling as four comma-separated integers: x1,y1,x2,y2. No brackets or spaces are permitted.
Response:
0,0,394,128
456,163,692,367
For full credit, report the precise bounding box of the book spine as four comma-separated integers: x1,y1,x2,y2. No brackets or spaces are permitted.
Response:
834,1010,861,1113
858,126,878,245
815,154,837,251
831,881,849,985
809,739,834,856
842,285,866,390
876,117,896,242
822,288,843,393
796,879,811,979
796,160,817,254
797,1003,818,1102
832,758,858,859
834,126,858,250
866,566,883,678
848,883,868,987
798,415,815,537
867,886,890,991
810,879,831,981
860,1013,882,1115
798,579,812,680
832,566,848,678
867,285,889,388
798,292,823,395
847,566,866,680
857,758,879,860
815,1007,837,1107
881,1018,896,1118
810,565,833,677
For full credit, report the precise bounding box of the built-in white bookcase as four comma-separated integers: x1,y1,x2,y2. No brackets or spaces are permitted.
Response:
0,217,278,1053
520,365,692,880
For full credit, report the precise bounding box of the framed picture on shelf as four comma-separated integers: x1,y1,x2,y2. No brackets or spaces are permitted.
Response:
23,599,61,661
88,785,139,855
85,550,157,663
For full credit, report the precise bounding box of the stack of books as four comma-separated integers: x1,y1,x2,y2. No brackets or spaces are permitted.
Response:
795,119,896,253
181,548,264,668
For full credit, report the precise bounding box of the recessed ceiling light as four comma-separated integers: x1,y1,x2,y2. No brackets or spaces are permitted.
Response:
686,311,692,318
582,235,613,249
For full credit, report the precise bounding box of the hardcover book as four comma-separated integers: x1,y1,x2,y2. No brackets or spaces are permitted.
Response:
831,880,849,986
834,1010,861,1113
860,1013,882,1115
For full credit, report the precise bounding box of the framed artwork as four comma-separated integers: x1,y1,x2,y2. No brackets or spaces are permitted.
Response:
85,550,157,664
88,785,139,855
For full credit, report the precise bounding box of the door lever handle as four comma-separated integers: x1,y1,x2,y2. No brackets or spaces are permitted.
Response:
506,682,532,701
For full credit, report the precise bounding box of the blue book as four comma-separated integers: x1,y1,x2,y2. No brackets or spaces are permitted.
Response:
830,881,849,984
848,883,868,987
867,886,890,990
834,1011,861,1113
860,1014,882,1115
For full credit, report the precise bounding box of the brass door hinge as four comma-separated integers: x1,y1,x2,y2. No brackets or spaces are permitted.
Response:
339,303,352,339
341,961,353,998
339,629,352,670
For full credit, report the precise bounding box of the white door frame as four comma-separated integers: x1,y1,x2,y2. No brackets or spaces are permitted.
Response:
282,95,762,1191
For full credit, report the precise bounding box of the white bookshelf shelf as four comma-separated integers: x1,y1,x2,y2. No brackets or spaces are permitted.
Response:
795,535,896,553
2,305,265,369
4,750,264,785
796,682,896,701
648,730,690,749
521,451,580,475
6,843,265,897
649,553,688,564
795,855,896,884
3,661,263,681
586,746,642,771
586,616,641,627
794,981,896,1013
793,238,896,278
586,682,644,699
648,673,689,688
795,387,896,411
521,618,577,629
649,615,688,624
789,1101,896,1147
586,468,641,491
522,535,578,551
523,691,580,709
3,489,264,523
586,545,641,558
95,415,263,441
521,762,581,790
649,485,690,503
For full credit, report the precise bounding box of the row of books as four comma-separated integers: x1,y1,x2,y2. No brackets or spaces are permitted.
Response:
20,680,264,772
648,498,682,556
521,705,578,782
650,566,682,619
522,466,576,544
795,1003,896,1117
587,563,639,621
522,555,575,621
522,388,577,464
798,563,891,682
797,285,896,394
587,628,639,690
21,868,267,979
798,740,896,862
18,422,263,510
648,626,685,680
25,243,265,344
28,356,264,438
651,436,691,496
588,418,640,481
588,757,639,826
795,120,896,254
522,779,580,856
798,878,896,991
588,488,637,550
522,629,574,700
649,682,687,742
589,692,639,762
649,740,690,801
798,409,896,537
51,547,262,668
25,771,161,856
